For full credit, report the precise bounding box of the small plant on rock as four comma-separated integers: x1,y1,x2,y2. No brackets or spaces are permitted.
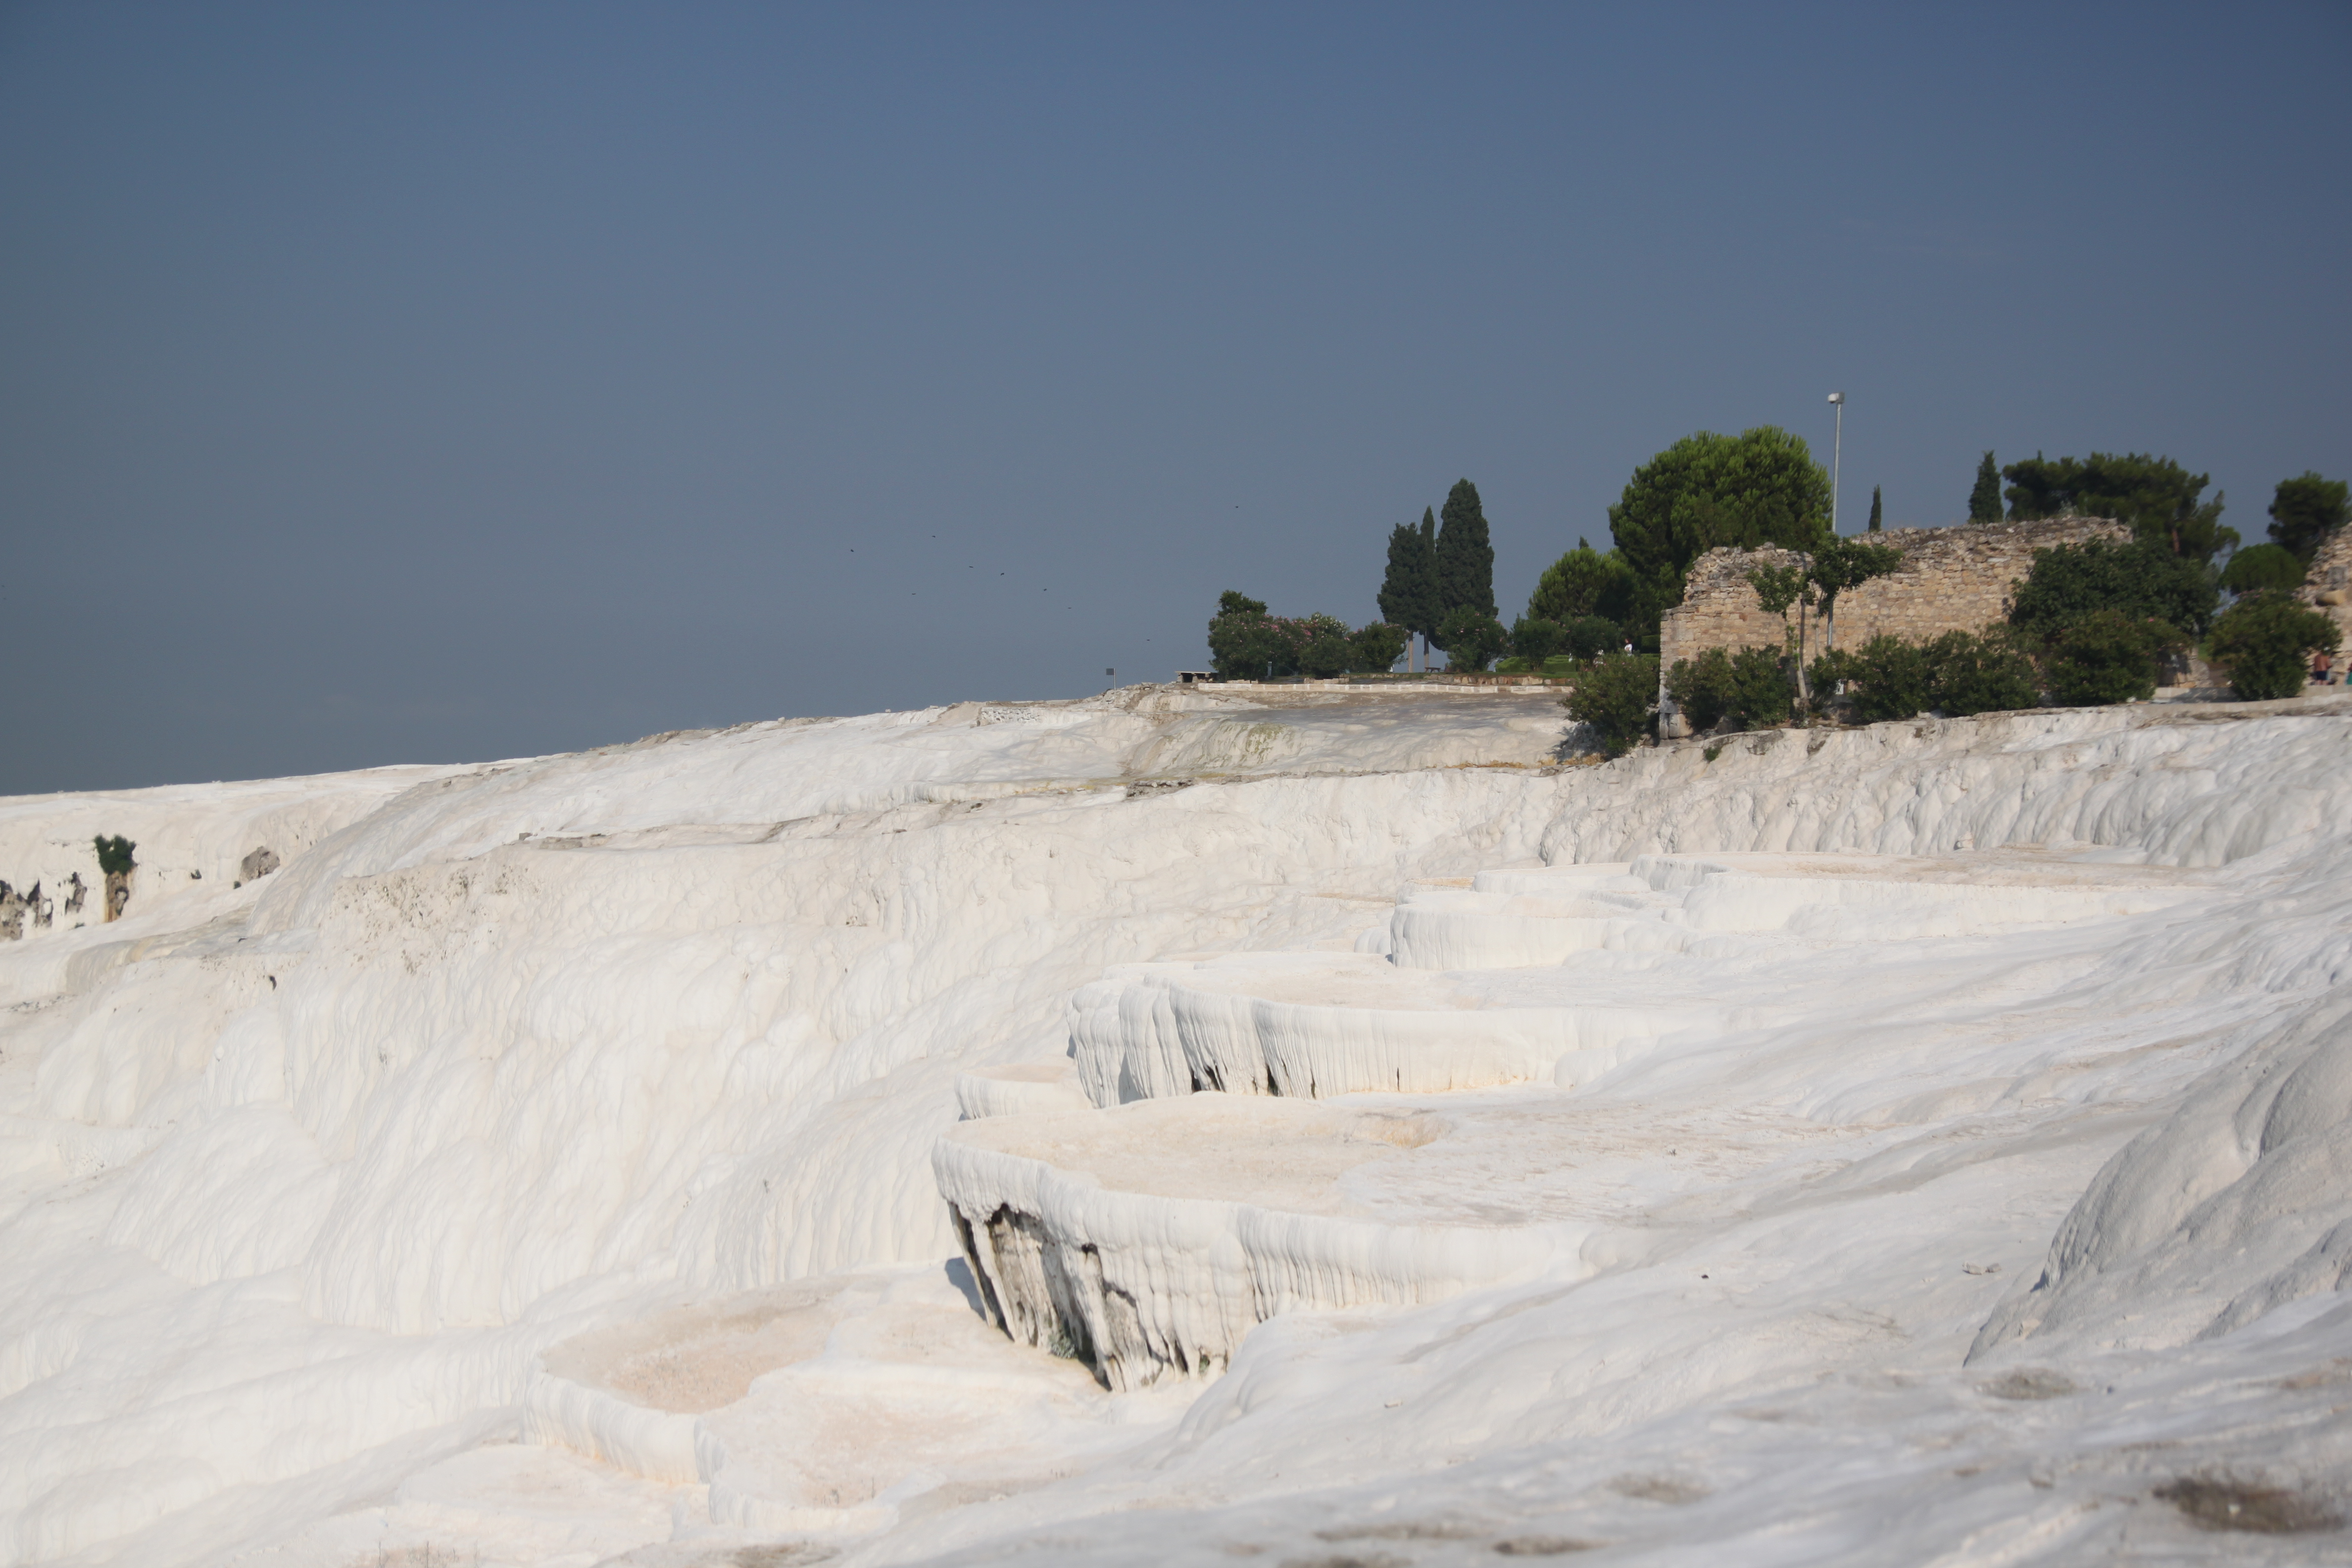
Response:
94,835,136,877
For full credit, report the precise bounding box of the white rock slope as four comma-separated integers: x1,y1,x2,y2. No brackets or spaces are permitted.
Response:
0,689,2345,1566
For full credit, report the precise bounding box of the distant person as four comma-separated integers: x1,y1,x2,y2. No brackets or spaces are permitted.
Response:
1621,639,1634,656
2313,649,2335,685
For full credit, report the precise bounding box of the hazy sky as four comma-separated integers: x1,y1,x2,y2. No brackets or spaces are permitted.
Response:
5,2,2347,793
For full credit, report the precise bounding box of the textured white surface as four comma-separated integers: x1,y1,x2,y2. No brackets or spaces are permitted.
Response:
0,690,2347,1565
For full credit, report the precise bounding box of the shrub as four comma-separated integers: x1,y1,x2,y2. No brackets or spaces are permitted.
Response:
1842,635,1936,723
1806,647,1857,711
1562,653,1659,756
2219,543,2306,594
1510,616,1566,663
2009,538,2217,642
1206,592,1287,678
1666,645,1791,732
1207,592,1401,679
1924,629,2040,716
1348,621,1408,674
1293,614,1355,678
2207,592,2341,701
94,835,137,877
1437,605,1509,672
2045,609,2179,706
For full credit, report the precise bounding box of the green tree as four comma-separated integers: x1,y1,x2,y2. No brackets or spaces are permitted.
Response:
2008,538,2218,643
1743,560,1815,702
1377,511,1443,652
2002,451,2236,563
1436,605,1508,671
1527,539,1638,627
1561,653,1659,756
1968,451,2003,523
1433,480,1497,643
1866,486,1883,533
2266,472,2350,564
1207,592,1285,679
2207,592,2340,701
1607,428,1832,644
2219,543,2307,595
1809,536,1904,652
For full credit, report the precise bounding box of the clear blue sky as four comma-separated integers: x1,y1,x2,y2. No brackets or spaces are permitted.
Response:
4,2,2346,791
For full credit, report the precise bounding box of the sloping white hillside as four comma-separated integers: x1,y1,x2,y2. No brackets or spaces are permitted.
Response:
0,688,2347,1566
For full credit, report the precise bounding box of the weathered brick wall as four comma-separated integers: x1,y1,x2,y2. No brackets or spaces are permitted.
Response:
1660,517,2130,670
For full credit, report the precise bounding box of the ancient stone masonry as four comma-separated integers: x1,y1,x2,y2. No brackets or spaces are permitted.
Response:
1660,517,2130,672
2296,528,2352,644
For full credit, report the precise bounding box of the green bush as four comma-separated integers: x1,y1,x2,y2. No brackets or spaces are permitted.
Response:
1924,629,2041,716
1560,615,1623,659
1562,653,1659,757
2219,544,2306,594
2207,592,2341,701
2046,609,2179,706
94,835,137,877
1842,635,1936,723
2009,538,2217,642
1348,621,1408,674
1207,592,1405,678
1666,645,1791,732
1510,616,1566,663
1437,606,1509,672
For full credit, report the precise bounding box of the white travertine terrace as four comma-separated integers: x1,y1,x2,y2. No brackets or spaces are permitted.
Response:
1,687,2350,1564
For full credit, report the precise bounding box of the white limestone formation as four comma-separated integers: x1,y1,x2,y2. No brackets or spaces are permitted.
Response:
0,687,2347,1565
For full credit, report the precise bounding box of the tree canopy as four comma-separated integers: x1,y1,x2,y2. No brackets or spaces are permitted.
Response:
1377,510,1442,641
2266,472,2349,564
1607,428,1831,642
2007,538,2218,643
1434,480,1497,639
2001,451,2236,564
1968,452,2003,523
1526,539,1637,628
1866,486,1882,533
1207,592,1404,679
2219,543,2306,595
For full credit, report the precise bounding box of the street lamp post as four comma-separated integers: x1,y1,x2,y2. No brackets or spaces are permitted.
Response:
1826,392,1845,537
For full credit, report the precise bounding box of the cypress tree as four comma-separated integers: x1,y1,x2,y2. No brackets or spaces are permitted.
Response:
1968,451,2003,523
1377,513,1442,643
1435,479,1496,631
1867,485,1882,532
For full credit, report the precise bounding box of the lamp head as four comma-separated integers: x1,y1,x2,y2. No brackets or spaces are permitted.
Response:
1827,392,1844,405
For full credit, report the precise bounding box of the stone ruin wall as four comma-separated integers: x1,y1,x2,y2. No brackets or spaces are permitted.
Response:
2295,528,2352,645
1660,517,2131,671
